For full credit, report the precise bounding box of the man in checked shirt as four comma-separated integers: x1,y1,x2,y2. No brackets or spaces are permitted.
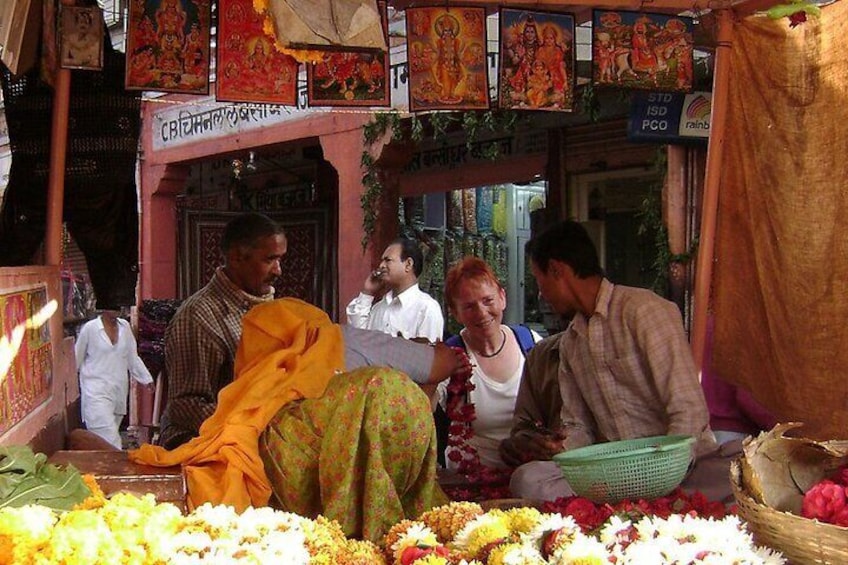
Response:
157,212,464,449
502,221,739,502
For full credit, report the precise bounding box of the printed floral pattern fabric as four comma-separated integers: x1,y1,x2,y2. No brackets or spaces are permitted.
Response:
259,366,448,542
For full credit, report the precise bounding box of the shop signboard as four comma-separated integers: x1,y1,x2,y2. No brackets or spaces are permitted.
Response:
627,91,711,144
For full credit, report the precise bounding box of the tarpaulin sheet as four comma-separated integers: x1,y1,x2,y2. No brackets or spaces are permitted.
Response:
713,5,848,440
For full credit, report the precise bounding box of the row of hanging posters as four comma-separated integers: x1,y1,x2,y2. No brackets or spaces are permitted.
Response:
68,1,694,111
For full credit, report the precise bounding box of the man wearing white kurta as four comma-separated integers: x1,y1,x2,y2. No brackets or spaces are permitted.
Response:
75,310,153,449
346,238,444,342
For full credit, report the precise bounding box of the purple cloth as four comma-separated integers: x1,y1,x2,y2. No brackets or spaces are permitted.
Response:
702,316,778,435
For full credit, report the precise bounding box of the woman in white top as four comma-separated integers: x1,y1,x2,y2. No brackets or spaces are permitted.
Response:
437,257,541,472
75,309,154,449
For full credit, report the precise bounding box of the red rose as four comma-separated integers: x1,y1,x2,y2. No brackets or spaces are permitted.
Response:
802,480,847,523
788,10,807,28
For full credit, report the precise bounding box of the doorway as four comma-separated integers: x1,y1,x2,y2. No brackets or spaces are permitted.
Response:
571,168,662,289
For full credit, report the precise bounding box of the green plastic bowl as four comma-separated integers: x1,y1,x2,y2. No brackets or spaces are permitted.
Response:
552,435,696,504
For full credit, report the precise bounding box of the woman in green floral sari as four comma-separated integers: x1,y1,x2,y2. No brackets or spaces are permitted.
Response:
260,366,448,542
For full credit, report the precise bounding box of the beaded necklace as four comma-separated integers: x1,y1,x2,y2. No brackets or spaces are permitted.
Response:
475,329,507,358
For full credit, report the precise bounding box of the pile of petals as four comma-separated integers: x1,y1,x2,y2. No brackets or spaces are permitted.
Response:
0,493,383,564
801,464,848,526
383,501,786,564
541,487,731,533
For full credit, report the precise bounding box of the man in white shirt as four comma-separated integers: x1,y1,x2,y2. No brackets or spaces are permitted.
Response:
346,238,444,342
75,309,154,449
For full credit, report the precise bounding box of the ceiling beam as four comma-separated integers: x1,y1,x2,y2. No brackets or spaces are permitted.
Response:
388,0,788,22
389,0,735,13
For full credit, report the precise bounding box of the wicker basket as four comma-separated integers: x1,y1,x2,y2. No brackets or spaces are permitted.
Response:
730,460,848,564
552,435,694,504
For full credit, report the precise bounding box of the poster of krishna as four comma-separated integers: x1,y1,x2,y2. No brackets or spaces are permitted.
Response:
306,2,389,107
126,0,211,94
405,6,489,112
498,8,575,111
216,0,298,105
592,10,694,92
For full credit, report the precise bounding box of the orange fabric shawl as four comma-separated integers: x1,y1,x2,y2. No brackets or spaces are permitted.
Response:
129,298,344,510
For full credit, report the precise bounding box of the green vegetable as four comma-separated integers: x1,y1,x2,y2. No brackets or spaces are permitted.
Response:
0,445,92,511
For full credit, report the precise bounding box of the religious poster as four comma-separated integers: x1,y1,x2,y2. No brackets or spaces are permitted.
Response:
306,2,389,107
125,0,212,94
498,8,575,111
59,5,104,71
592,10,694,92
216,0,298,105
0,285,53,437
406,6,489,112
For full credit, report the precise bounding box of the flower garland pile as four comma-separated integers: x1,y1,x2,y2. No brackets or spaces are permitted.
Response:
384,501,786,565
541,487,731,533
0,484,788,565
801,463,848,526
0,486,384,565
443,348,512,501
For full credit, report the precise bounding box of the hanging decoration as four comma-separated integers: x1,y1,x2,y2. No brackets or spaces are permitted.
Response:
306,1,390,107
406,6,490,112
498,8,576,111
592,10,694,93
216,0,298,105
125,0,212,94
59,5,105,71
766,1,822,27
254,0,386,64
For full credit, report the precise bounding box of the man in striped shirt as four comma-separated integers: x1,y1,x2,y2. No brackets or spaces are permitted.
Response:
158,213,465,449
157,213,286,449
507,220,724,501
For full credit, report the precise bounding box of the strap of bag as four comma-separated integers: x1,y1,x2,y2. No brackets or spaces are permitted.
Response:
445,324,535,357
508,324,536,356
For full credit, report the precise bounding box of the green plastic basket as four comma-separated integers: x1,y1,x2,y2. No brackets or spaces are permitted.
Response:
552,435,696,504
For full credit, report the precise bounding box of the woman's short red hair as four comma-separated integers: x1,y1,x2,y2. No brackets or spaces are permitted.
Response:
444,257,502,309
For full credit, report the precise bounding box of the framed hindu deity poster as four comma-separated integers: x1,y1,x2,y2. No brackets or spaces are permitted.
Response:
306,1,389,107
406,6,489,112
0,285,53,437
125,0,211,94
498,8,575,111
216,0,298,105
592,10,694,92
59,5,104,71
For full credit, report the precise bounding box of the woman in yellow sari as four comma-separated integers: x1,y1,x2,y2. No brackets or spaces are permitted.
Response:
133,298,451,542
261,366,446,541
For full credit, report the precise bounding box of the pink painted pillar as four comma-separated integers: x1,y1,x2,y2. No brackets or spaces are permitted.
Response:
136,163,186,441
320,125,371,322
139,163,188,300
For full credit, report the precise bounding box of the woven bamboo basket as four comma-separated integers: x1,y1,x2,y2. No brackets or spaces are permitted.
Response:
730,460,848,564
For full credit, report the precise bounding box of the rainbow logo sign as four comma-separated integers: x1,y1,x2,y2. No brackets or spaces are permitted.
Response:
678,92,711,138
685,95,711,120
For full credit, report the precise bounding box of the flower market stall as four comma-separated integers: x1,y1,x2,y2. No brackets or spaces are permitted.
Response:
0,462,786,564
5,0,848,563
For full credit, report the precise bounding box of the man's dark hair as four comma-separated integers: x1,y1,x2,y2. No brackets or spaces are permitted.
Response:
525,220,603,278
393,238,424,278
220,212,285,254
